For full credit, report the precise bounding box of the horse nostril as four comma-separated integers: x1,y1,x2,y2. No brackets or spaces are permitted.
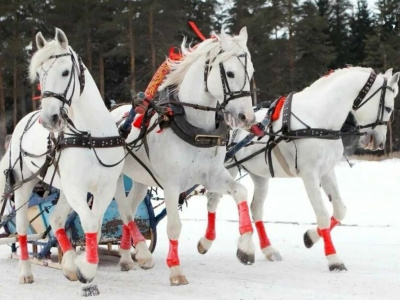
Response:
51,114,59,125
238,113,246,122
379,143,384,149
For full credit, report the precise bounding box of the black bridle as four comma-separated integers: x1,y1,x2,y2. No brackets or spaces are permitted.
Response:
39,49,86,109
203,51,252,110
353,71,395,130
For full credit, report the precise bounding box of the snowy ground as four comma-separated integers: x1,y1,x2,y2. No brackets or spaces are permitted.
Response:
0,159,399,300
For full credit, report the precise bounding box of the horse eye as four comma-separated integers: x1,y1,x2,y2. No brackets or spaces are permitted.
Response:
385,106,392,113
62,70,69,77
227,71,235,78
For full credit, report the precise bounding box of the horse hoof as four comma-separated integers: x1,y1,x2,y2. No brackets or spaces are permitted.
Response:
19,275,34,284
303,231,314,248
63,270,78,281
77,268,94,284
138,260,154,270
170,275,189,286
120,261,134,272
132,254,154,270
197,241,208,255
329,263,348,272
236,248,254,265
267,252,283,262
81,284,100,297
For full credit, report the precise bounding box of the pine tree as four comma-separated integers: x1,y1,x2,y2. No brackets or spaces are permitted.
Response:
294,0,335,89
328,0,353,68
348,0,373,65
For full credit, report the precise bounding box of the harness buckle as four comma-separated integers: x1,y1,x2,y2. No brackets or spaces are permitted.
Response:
195,134,226,146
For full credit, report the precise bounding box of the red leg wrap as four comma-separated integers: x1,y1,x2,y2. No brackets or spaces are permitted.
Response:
255,221,271,249
237,201,253,235
330,216,340,230
18,235,29,261
318,228,336,256
55,228,73,253
317,216,341,237
120,224,132,250
85,233,99,264
127,221,145,246
166,239,180,268
205,212,216,241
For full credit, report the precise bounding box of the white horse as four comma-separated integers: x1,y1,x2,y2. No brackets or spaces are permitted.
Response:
200,67,399,271
111,27,256,285
0,29,124,295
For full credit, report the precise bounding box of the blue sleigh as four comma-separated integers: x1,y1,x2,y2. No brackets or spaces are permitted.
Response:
0,176,166,259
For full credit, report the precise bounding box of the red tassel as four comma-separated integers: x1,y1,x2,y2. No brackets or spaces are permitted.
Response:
188,21,207,41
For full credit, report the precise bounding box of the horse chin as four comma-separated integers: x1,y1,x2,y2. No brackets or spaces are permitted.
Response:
359,133,384,151
41,119,66,133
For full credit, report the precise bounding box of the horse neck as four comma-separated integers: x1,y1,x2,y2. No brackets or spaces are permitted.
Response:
298,71,372,130
67,70,118,136
178,58,218,131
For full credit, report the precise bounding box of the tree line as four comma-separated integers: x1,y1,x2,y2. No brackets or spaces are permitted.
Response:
0,0,399,157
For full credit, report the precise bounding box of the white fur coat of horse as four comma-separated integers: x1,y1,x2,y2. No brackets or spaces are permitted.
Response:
0,29,124,295
202,67,399,271
111,28,256,285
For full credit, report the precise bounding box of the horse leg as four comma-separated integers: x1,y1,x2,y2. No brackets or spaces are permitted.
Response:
208,170,255,265
304,170,346,249
302,174,346,271
62,187,101,285
49,191,77,281
197,191,221,254
163,186,188,285
114,177,153,271
249,173,282,261
15,179,39,284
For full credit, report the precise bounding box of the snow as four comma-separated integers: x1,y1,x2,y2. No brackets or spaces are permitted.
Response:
0,159,399,299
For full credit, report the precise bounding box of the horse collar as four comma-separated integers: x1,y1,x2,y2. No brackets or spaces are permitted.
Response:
163,100,228,148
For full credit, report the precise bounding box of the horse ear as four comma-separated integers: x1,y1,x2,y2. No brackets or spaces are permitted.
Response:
36,32,47,49
384,68,393,77
389,72,400,87
238,27,248,45
55,28,68,49
220,28,233,52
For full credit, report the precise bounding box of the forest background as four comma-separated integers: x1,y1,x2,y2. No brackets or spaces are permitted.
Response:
0,0,399,157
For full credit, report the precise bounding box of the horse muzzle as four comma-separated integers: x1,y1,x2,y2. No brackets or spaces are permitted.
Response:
40,113,66,132
359,132,385,151
224,111,255,129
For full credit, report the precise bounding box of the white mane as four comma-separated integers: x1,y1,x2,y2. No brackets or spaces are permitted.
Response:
303,67,373,93
29,40,69,83
160,33,249,91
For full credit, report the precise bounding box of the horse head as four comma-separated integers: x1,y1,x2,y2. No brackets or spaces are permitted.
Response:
30,28,85,132
208,27,255,128
161,27,255,130
354,69,399,151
